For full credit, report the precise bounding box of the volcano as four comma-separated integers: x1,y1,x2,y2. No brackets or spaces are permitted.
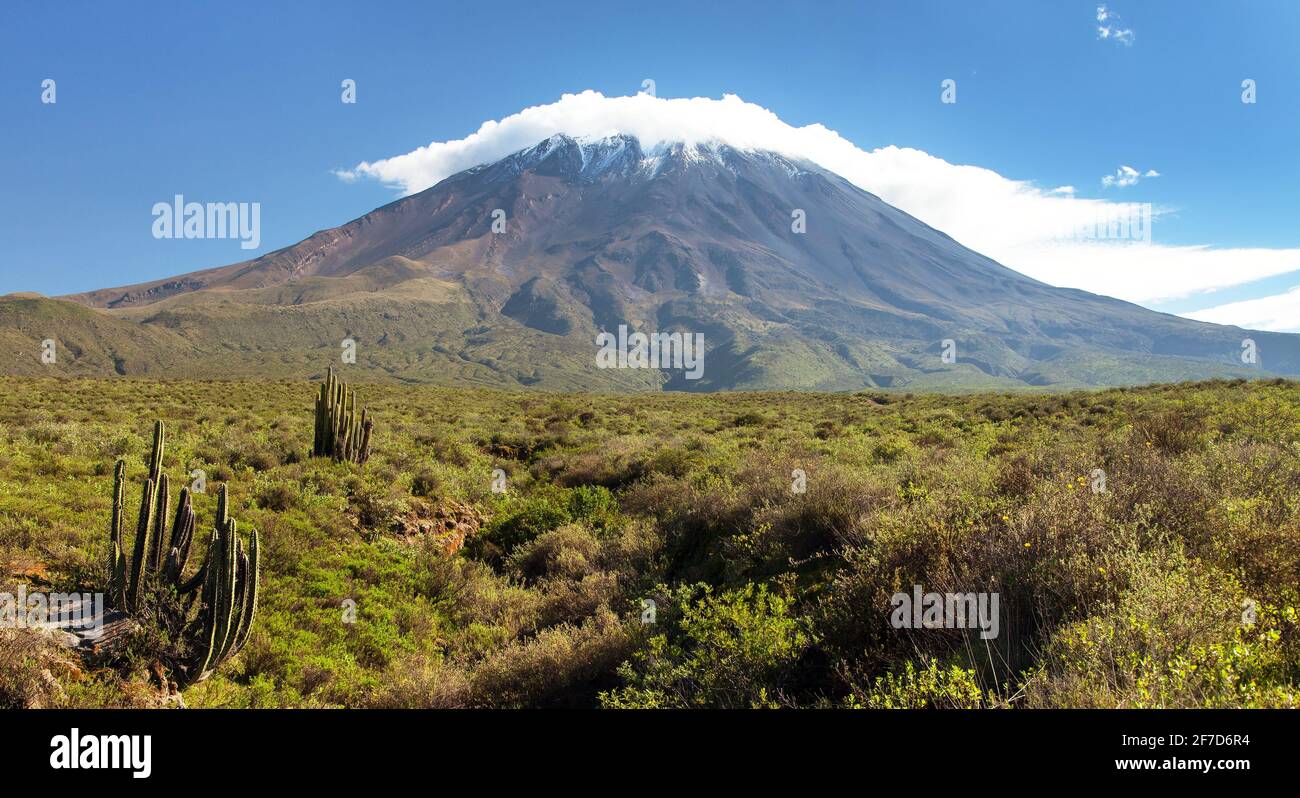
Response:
6,133,1298,390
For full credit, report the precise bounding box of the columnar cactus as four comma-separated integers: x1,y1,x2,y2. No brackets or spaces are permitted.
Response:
313,366,374,464
193,500,259,681
106,420,259,684
110,421,197,611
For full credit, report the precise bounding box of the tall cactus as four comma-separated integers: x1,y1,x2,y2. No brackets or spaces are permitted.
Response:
108,460,127,607
312,366,374,464
105,420,260,685
125,477,154,611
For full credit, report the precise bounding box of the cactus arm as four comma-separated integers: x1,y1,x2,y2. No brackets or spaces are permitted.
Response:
359,416,373,464
195,527,223,678
178,560,207,595
217,540,246,664
109,459,126,604
110,459,125,547
232,529,259,654
206,519,239,670
163,547,181,585
110,542,127,608
215,483,229,531
313,391,324,456
215,531,241,663
147,473,170,575
169,487,190,547
176,505,196,576
127,477,155,611
148,420,165,484
178,523,212,596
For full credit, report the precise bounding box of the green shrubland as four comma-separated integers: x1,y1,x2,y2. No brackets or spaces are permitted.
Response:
0,377,1296,708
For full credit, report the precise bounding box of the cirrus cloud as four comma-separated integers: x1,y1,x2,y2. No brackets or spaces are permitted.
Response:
1096,5,1136,46
1102,165,1160,188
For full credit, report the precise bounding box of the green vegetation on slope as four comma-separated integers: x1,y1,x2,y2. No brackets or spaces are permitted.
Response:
1,377,1297,708
2,293,1279,391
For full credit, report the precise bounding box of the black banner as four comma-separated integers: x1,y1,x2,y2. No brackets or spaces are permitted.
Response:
5,709,1286,784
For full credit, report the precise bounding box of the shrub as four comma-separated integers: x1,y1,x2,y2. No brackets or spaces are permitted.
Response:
567,484,619,530
507,524,602,583
1134,405,1207,455
871,433,912,463
0,629,74,709
470,608,633,707
1024,551,1298,707
411,470,441,498
486,493,573,554
601,583,811,708
347,480,407,535
362,655,471,708
848,658,987,709
258,482,298,512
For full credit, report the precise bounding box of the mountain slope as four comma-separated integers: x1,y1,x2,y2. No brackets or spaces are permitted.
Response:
14,134,1300,389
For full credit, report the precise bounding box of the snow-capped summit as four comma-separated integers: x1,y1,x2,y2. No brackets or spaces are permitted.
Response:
476,132,815,185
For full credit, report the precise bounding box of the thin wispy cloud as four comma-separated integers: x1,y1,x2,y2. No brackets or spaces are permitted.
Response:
1096,5,1135,46
1186,285,1300,333
338,91,1300,320
1102,165,1160,188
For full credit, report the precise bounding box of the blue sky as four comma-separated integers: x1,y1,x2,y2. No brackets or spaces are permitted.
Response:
2,0,1298,328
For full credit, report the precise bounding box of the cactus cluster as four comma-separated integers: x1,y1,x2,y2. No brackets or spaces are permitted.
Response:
193,487,259,679
107,420,259,684
108,421,197,610
313,366,374,464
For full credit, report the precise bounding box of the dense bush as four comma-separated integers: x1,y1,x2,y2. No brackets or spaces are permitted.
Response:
601,583,810,708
